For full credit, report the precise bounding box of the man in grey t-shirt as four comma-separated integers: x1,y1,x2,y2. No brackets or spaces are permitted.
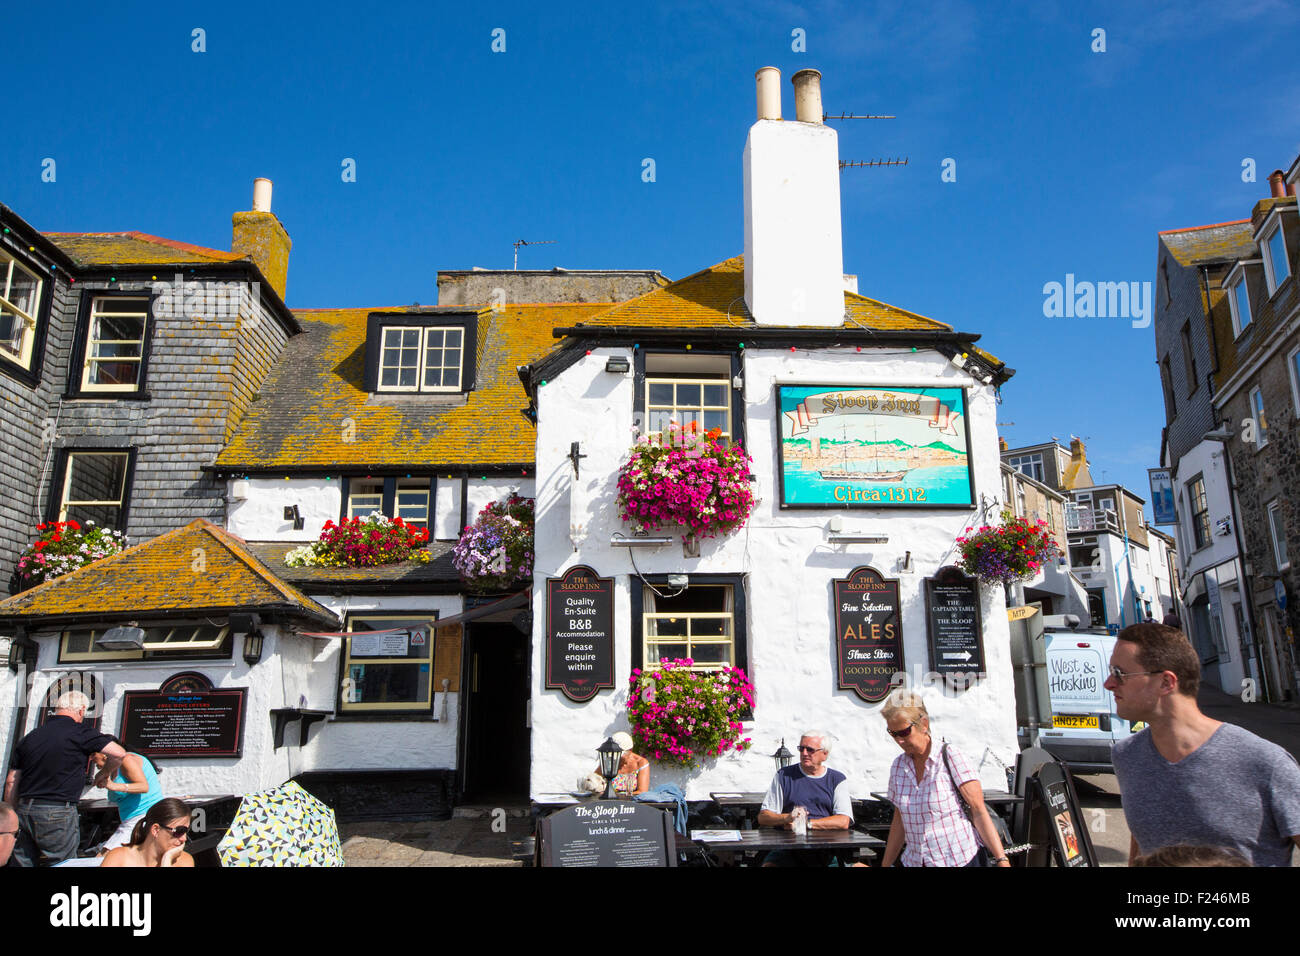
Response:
1106,623,1300,866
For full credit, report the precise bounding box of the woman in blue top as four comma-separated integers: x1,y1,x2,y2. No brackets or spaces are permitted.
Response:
91,744,163,851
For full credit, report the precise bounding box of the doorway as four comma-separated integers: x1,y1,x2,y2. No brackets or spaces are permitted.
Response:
460,622,530,802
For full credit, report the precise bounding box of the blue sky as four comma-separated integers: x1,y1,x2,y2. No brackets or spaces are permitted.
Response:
4,0,1298,517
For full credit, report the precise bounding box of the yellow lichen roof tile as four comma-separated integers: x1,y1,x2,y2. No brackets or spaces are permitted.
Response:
574,255,953,332
215,302,609,470
43,231,247,267
0,520,338,627
1159,221,1255,267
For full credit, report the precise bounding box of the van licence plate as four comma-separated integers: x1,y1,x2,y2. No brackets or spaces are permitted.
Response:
1053,715,1099,729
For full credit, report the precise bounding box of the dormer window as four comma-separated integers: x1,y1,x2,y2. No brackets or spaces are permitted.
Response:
1226,269,1252,337
365,313,477,394
0,248,45,374
1262,219,1291,295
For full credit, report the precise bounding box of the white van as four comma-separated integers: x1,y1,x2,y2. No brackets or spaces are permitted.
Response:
1010,612,1142,773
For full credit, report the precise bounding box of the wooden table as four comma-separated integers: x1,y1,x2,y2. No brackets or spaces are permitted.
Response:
693,828,884,866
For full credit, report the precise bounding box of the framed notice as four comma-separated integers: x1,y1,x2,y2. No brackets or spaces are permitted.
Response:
832,566,904,703
120,673,248,758
545,566,615,702
540,803,675,868
777,384,975,508
924,566,986,682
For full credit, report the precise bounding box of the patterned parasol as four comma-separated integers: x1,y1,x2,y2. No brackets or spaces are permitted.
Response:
217,780,344,867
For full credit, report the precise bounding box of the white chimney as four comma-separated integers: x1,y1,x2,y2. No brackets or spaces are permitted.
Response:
252,177,273,212
743,68,845,327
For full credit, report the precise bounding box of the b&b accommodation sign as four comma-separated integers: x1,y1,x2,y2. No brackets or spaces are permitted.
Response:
923,566,986,681
120,672,248,758
833,566,904,702
545,565,614,701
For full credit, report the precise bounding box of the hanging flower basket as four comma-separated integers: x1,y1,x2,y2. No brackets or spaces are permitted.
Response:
452,494,534,593
16,520,128,588
616,422,757,540
285,513,431,568
955,512,1060,586
626,660,754,768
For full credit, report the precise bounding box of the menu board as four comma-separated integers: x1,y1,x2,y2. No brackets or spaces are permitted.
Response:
924,566,986,682
539,803,676,868
1037,761,1094,867
120,677,248,758
545,566,615,702
832,566,904,703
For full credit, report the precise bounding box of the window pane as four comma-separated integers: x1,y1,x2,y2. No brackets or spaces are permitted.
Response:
645,643,688,664
347,663,430,705
425,367,443,388
648,383,673,405
703,410,727,432
647,410,672,433
647,616,688,637
0,309,21,347
88,361,140,387
91,340,143,359
702,384,726,405
6,262,40,315
676,383,701,405
1269,229,1290,285
445,329,462,348
67,455,126,504
65,504,120,527
441,366,460,389
95,297,148,314
690,643,731,664
1234,282,1251,328
93,314,145,341
349,619,433,660
399,366,417,387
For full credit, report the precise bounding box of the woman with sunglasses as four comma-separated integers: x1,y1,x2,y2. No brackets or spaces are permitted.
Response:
880,690,1009,868
101,798,195,868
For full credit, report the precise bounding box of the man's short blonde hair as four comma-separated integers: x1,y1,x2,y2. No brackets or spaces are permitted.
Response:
880,689,929,726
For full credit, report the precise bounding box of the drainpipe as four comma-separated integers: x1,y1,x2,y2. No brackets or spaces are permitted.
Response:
1115,528,1130,628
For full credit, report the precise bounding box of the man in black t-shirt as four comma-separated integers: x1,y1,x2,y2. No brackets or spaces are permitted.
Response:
3,690,126,866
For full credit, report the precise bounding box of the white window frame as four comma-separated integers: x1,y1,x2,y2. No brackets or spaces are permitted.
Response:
1249,386,1268,448
342,614,437,713
80,296,149,392
642,584,735,672
1268,499,1289,571
644,376,733,442
347,479,384,520
377,326,463,393
1225,265,1253,337
1289,344,1300,417
394,478,430,527
0,249,44,372
1261,215,1291,296
59,452,129,527
1008,454,1044,482
59,624,230,662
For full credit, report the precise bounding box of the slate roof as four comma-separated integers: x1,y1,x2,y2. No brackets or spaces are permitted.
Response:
1159,221,1255,267
215,302,611,471
0,520,338,628
43,231,248,268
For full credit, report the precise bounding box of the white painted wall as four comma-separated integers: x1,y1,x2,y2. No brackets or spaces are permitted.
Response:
466,478,536,524
530,347,1020,800
743,119,845,327
297,594,463,772
227,478,340,541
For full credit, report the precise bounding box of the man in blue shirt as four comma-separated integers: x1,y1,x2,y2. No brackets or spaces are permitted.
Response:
757,731,853,866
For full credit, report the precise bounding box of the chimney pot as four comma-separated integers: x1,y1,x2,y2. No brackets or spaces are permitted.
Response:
253,177,273,212
791,69,823,124
755,67,782,120
1269,170,1286,199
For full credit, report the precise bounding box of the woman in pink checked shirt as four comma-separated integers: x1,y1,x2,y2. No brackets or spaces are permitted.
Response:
879,690,1010,868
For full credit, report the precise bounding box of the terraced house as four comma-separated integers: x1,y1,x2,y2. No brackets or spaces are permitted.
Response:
2,68,1026,821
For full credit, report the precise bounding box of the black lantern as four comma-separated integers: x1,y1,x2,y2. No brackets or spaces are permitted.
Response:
242,631,264,666
597,737,623,800
772,738,794,770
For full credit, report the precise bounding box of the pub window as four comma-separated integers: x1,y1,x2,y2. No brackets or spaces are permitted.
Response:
642,584,735,671
56,451,130,530
341,614,436,713
394,479,430,527
0,248,44,373
80,296,149,392
59,625,233,663
347,480,384,518
1187,475,1210,550
640,352,739,445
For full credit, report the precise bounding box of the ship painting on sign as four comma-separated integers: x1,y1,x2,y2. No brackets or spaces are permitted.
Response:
818,424,909,482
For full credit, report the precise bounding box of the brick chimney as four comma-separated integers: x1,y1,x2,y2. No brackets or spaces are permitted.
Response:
1061,437,1095,490
232,178,290,300
743,67,845,327
1269,169,1287,199
998,437,1008,452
